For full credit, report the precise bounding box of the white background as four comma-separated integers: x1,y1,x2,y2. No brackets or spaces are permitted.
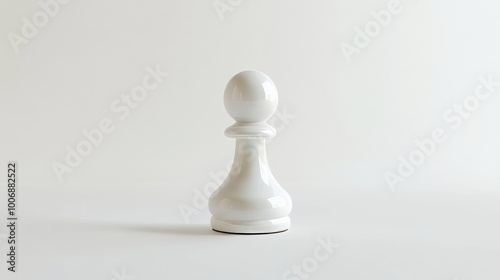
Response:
0,0,499,279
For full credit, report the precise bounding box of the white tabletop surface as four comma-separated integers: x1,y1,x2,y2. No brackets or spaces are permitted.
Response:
1,186,498,280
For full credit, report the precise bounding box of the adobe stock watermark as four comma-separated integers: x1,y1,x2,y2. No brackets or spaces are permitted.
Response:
110,267,134,280
7,0,72,54
385,74,500,191
282,235,340,280
179,106,296,223
51,65,169,182
339,0,403,63
213,0,243,21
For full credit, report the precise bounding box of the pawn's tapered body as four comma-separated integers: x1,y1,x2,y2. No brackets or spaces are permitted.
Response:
209,70,292,234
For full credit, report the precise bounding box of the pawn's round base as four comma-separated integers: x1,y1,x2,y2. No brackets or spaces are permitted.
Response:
210,216,290,234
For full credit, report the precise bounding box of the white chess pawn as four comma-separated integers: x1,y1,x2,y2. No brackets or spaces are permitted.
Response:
209,70,293,234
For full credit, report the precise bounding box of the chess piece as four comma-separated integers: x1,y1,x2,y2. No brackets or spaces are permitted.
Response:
209,70,293,234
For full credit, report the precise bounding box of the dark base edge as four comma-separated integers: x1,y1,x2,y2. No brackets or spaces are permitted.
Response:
212,228,288,235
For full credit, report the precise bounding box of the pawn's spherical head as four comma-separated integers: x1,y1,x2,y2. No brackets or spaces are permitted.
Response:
224,70,278,123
